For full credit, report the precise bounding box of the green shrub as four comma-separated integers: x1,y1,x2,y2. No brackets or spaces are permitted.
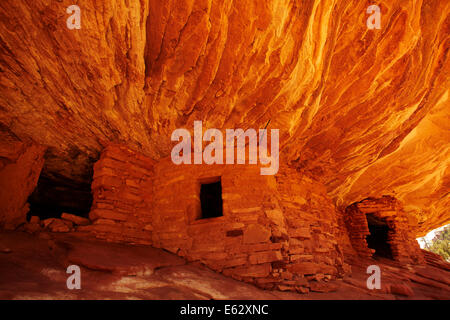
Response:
423,225,450,261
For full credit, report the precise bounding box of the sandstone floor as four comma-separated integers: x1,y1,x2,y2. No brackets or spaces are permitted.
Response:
0,231,448,300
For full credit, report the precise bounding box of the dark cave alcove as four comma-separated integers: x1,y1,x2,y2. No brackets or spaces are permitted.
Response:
366,214,393,259
27,173,93,220
26,147,98,221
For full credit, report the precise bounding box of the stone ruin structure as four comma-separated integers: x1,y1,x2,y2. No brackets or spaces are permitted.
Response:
344,197,424,264
2,139,445,294
0,0,449,298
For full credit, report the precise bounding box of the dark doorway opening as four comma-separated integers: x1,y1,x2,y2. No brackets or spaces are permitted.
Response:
27,173,92,221
366,214,393,259
199,178,223,219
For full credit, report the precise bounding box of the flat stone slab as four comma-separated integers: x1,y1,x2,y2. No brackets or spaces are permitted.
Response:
154,263,282,300
62,237,186,276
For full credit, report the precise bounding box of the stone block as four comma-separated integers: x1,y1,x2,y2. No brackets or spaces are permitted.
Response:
249,250,282,264
61,213,90,226
243,224,271,244
265,209,284,226
287,262,321,275
92,175,123,190
232,263,272,278
30,216,40,224
289,227,311,239
226,229,243,237
43,218,73,233
222,256,248,268
90,209,129,221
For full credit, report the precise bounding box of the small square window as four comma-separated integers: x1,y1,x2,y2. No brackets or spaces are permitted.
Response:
199,178,223,219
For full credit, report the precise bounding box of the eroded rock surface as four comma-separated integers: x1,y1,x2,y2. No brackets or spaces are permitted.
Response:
0,1,448,235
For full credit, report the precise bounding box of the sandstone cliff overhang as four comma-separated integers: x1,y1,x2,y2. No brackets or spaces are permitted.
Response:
0,1,448,235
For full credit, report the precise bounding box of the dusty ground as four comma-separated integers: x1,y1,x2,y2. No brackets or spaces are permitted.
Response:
0,231,448,300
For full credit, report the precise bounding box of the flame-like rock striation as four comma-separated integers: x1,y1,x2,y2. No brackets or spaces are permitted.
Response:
0,1,448,235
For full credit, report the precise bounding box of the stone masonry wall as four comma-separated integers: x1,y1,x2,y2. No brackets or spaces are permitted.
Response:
80,144,155,245
151,157,287,288
274,166,352,291
82,145,352,293
344,196,424,264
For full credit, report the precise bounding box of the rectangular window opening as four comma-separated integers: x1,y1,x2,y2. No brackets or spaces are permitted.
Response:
199,178,223,219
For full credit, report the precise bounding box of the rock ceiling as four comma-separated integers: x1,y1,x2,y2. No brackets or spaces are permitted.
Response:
0,1,448,235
